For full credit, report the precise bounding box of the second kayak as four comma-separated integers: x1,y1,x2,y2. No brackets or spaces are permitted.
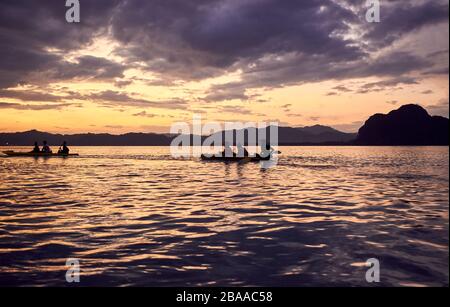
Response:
201,154,271,162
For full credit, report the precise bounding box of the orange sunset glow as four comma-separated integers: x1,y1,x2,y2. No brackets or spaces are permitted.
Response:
0,1,448,134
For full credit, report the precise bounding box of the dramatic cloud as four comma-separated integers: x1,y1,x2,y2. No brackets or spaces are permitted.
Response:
0,89,65,102
1,0,448,91
281,104,292,112
357,76,420,93
48,56,126,81
361,1,449,48
133,111,156,118
203,83,250,102
87,90,189,110
333,85,352,93
0,0,122,89
427,99,450,117
0,0,448,128
0,102,78,110
110,0,362,80
218,105,254,115
107,0,447,91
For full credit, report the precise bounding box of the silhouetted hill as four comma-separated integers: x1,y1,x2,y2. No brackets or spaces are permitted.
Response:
0,125,356,146
355,104,449,145
276,126,356,144
0,130,172,146
209,125,356,146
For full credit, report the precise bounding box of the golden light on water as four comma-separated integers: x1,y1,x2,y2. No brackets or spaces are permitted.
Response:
0,146,447,286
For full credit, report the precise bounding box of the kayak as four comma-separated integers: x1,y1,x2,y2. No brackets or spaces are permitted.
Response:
201,154,271,162
2,151,79,157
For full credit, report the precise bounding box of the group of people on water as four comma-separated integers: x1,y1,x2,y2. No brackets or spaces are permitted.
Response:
32,141,70,154
221,143,276,158
29,141,272,157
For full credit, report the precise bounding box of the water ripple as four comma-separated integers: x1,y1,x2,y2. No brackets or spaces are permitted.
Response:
0,146,448,286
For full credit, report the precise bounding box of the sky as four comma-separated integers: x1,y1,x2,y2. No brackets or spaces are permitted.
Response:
0,0,448,134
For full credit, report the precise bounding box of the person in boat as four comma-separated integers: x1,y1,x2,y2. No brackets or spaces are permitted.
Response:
222,142,235,157
31,142,40,153
58,141,70,154
41,141,52,153
259,143,275,158
236,143,249,158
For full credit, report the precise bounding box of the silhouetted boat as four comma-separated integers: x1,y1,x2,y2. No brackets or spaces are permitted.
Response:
2,151,79,157
201,154,271,162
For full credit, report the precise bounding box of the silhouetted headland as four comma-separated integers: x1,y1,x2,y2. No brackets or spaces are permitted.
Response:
355,104,449,146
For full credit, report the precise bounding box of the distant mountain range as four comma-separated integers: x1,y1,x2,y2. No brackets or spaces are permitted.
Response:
0,125,355,146
215,125,356,145
0,104,448,146
0,130,172,146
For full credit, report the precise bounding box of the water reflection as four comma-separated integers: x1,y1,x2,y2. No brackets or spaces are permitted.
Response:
0,146,448,286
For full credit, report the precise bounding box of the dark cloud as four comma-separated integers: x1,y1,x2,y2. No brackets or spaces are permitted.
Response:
333,85,352,93
218,105,254,115
0,89,64,102
203,84,249,102
209,50,430,93
357,52,429,77
357,76,420,93
107,0,444,90
427,49,449,58
115,79,133,88
286,113,304,118
362,1,449,48
366,76,419,88
202,82,265,103
49,56,126,81
0,0,122,89
133,111,156,118
281,104,292,112
87,90,188,110
422,67,449,75
0,0,447,94
111,0,362,81
0,102,78,110
426,99,449,117
0,88,87,104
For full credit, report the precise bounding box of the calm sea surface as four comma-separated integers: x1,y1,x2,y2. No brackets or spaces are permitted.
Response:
0,146,448,287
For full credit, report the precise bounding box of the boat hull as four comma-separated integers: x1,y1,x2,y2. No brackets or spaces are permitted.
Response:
200,154,270,162
2,151,79,157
